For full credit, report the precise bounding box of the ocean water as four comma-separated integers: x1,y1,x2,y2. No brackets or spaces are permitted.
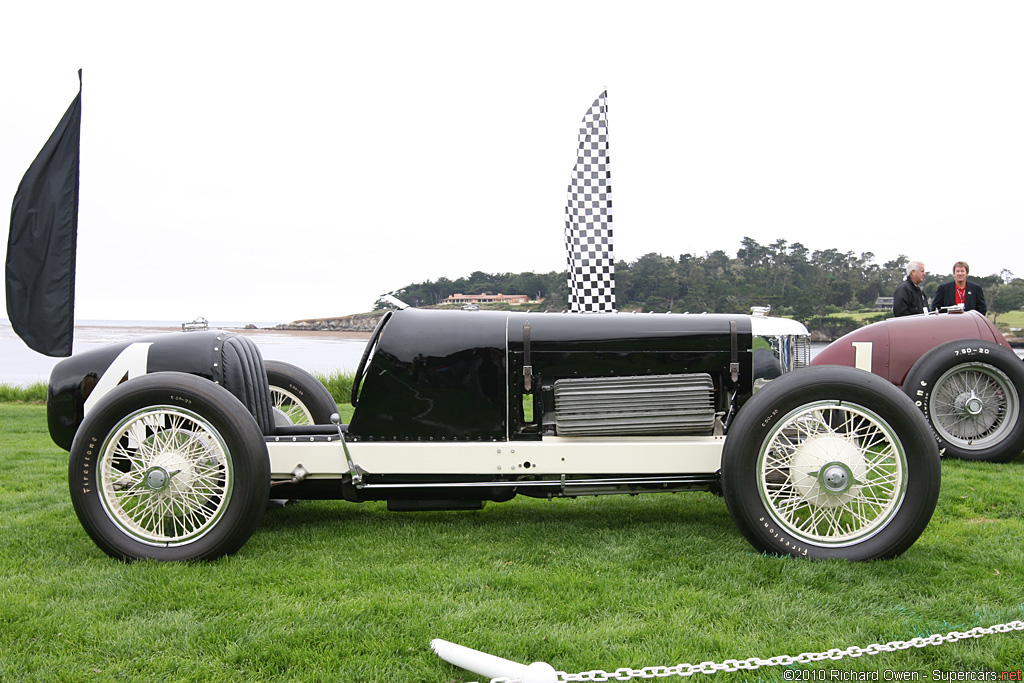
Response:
0,319,369,386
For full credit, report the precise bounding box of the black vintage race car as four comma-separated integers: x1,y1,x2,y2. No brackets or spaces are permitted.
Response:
48,307,941,562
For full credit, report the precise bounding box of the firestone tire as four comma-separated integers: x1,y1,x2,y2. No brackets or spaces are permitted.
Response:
69,372,271,562
721,366,940,561
265,360,338,426
902,340,1024,463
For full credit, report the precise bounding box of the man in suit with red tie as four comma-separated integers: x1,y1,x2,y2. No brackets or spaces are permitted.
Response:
930,261,987,314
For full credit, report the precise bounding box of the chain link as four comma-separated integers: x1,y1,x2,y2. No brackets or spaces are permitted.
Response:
483,620,1024,683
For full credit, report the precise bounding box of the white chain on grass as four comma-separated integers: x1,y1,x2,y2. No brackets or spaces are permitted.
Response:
484,620,1024,682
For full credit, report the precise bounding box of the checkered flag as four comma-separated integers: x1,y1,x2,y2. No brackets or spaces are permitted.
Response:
564,91,615,312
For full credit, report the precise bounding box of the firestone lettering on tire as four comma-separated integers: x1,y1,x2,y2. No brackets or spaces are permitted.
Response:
759,517,809,557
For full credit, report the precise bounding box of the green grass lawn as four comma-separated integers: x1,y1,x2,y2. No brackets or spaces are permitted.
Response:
823,310,890,322
993,309,1024,330
0,402,1022,682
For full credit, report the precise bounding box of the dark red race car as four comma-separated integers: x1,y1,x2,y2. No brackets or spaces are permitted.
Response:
813,309,1024,463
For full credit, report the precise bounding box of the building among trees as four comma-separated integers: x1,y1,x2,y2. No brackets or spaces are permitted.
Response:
439,293,531,305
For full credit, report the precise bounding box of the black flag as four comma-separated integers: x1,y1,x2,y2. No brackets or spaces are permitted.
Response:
6,70,82,357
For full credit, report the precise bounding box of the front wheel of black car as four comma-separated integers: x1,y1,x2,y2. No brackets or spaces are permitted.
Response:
722,366,940,561
902,340,1024,463
265,360,338,426
69,372,270,562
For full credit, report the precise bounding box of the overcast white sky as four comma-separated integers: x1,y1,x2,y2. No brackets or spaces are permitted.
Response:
3,1,1023,324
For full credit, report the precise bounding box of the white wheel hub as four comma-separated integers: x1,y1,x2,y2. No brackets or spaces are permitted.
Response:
790,435,867,508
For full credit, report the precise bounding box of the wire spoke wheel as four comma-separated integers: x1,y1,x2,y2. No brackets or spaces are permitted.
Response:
270,385,315,426
758,401,906,546
722,365,938,560
265,360,338,426
903,340,1024,463
929,363,1018,450
98,407,234,546
70,372,269,561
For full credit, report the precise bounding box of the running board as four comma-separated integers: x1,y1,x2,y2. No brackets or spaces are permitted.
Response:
355,473,719,495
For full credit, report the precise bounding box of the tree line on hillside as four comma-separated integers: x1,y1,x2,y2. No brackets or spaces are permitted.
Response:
376,237,1024,324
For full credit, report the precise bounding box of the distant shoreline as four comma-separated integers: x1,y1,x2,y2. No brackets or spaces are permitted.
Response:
273,311,383,334
69,323,372,341
240,327,372,340
1,320,370,386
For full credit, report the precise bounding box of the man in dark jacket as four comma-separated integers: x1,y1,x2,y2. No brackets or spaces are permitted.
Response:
893,261,928,317
930,261,987,314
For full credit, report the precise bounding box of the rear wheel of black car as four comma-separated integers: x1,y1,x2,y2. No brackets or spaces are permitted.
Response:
722,366,940,560
69,372,270,561
265,360,338,426
902,340,1024,463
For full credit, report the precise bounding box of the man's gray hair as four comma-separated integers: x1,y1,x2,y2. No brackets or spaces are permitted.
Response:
906,260,924,276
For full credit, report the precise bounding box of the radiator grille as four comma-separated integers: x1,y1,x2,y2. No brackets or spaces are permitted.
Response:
554,374,715,437
792,336,811,370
